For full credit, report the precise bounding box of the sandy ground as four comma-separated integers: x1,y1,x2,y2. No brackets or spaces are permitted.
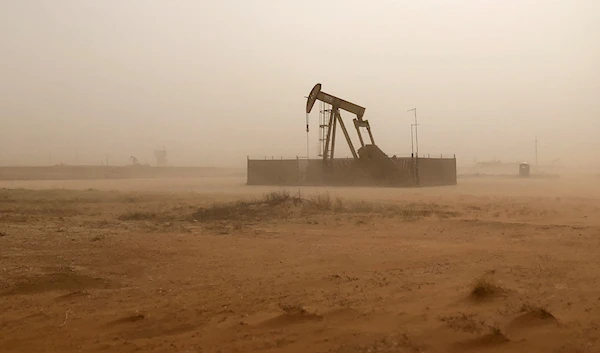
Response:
1,176,600,353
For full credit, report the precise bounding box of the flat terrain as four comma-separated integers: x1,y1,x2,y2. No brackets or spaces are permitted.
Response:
1,176,600,352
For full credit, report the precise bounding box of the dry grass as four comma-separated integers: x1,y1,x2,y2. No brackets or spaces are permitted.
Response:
278,303,307,315
470,276,504,299
0,188,184,208
332,334,423,353
0,188,119,203
192,200,264,222
307,193,335,211
191,192,296,223
0,188,460,229
192,191,300,222
439,313,485,333
0,189,193,224
118,211,159,221
263,190,300,205
191,191,460,224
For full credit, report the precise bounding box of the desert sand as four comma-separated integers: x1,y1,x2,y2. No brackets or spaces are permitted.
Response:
1,176,600,352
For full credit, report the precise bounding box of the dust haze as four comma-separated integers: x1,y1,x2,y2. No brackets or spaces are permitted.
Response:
3,2,600,353
1,1,598,168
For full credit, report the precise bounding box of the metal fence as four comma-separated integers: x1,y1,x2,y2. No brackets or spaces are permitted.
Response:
247,156,457,187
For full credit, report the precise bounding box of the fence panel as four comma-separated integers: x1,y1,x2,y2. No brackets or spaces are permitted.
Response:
247,159,300,185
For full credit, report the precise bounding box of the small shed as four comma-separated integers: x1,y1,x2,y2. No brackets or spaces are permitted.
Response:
519,162,530,177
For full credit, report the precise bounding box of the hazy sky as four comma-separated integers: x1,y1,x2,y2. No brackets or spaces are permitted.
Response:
1,0,599,167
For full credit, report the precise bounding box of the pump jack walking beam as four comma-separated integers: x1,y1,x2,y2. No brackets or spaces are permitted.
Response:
307,84,366,119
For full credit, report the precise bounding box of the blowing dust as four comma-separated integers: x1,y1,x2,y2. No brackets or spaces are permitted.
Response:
1,1,599,352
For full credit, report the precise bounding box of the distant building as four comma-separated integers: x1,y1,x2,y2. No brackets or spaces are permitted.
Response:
154,148,167,167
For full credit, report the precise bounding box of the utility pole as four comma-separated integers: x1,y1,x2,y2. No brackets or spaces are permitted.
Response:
410,124,414,156
407,108,419,156
306,112,310,159
304,96,310,159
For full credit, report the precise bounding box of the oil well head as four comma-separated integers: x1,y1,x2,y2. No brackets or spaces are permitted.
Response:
305,83,371,161
247,83,458,188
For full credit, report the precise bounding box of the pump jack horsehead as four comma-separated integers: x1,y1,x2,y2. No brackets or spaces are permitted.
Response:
306,83,375,163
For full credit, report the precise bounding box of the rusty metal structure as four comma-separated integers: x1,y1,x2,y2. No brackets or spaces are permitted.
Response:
306,83,374,161
247,83,457,187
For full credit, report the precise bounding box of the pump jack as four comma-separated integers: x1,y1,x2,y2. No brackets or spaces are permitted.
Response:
306,83,376,161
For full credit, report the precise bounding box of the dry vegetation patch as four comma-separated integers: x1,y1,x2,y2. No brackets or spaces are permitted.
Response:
332,334,424,353
0,188,461,232
439,313,485,333
469,272,506,300
0,188,118,204
118,211,160,221
190,191,459,225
